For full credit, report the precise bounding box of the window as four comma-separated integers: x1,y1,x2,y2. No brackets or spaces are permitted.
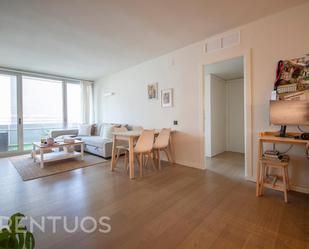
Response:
67,81,81,127
23,76,63,148
0,74,18,152
0,70,88,154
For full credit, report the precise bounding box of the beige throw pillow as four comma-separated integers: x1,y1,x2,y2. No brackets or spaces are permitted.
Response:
78,124,92,136
100,124,115,140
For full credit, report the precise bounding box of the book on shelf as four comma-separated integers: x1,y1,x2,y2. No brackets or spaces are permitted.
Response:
262,154,289,162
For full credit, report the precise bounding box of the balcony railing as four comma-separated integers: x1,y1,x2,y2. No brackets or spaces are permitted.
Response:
0,123,68,152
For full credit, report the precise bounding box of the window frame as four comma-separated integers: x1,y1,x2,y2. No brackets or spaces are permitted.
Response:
0,69,83,156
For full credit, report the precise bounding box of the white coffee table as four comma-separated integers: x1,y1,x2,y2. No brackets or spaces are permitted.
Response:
32,140,85,168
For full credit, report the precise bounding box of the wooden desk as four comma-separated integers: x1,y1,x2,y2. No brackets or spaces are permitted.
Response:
256,131,308,196
110,130,175,179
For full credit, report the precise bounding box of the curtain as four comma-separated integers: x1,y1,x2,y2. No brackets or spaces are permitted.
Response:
80,80,94,124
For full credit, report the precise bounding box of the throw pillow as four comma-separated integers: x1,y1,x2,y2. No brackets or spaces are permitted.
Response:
91,124,97,135
100,124,115,140
78,124,92,136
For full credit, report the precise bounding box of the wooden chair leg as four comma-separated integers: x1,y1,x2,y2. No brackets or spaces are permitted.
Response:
154,149,159,165
266,165,270,178
135,154,139,166
258,161,262,196
260,162,265,196
154,151,158,170
148,152,157,171
144,154,149,168
163,148,171,164
139,153,143,177
282,167,288,203
115,149,120,166
124,151,128,172
256,159,261,197
157,150,161,170
284,166,290,191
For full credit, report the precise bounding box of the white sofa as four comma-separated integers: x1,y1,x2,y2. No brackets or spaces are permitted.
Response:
50,124,140,158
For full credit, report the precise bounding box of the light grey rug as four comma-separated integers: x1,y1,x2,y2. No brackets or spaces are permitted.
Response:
10,153,108,181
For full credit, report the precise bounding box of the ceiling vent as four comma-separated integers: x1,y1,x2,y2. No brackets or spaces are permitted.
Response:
204,31,240,53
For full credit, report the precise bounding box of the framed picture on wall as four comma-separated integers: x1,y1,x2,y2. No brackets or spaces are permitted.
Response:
161,88,173,108
147,83,158,99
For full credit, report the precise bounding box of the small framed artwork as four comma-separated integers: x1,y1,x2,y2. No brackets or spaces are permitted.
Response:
147,83,158,99
161,88,173,108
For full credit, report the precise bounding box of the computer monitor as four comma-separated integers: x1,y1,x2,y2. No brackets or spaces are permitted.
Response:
270,100,309,137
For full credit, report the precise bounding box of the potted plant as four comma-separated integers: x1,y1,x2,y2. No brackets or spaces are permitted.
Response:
0,213,35,249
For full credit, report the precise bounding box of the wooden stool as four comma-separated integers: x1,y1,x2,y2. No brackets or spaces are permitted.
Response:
258,159,290,203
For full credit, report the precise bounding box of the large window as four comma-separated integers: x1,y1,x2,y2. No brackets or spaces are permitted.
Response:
67,82,81,127
0,72,84,153
0,74,18,152
23,76,64,149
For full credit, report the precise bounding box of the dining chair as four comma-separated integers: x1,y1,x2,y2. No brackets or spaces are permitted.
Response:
153,128,171,170
133,129,156,176
120,129,156,177
114,126,129,167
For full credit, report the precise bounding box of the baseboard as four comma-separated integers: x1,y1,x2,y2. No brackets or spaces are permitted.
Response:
245,176,255,182
164,159,204,170
174,162,309,194
245,176,309,194
0,150,30,158
289,185,309,194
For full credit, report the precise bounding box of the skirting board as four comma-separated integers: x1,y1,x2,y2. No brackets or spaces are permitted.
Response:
172,161,309,195
173,159,203,170
245,176,309,194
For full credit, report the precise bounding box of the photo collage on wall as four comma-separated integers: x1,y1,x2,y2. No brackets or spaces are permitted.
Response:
274,55,309,101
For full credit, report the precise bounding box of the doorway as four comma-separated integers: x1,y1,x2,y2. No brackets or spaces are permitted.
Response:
204,56,245,178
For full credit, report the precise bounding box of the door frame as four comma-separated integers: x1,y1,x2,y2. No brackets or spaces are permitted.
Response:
0,70,24,157
200,49,253,180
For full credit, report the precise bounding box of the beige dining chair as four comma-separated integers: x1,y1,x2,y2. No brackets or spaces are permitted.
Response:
153,128,171,170
134,129,156,176
114,126,129,166
121,129,156,177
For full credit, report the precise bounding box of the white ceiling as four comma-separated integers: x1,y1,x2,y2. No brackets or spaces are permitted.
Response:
0,0,308,80
205,57,244,81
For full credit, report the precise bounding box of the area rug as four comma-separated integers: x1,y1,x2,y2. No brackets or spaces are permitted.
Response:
10,153,108,181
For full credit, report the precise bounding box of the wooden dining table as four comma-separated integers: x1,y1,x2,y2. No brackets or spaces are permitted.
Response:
110,130,174,179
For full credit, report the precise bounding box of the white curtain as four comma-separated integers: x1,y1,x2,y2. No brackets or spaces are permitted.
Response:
80,80,94,124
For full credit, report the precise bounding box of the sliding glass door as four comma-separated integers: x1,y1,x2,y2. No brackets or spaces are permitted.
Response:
0,74,19,153
22,76,64,149
67,81,81,128
0,72,82,155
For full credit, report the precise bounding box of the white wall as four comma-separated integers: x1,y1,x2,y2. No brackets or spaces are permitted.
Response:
205,74,227,157
205,76,244,157
204,75,212,157
226,78,244,153
94,3,309,192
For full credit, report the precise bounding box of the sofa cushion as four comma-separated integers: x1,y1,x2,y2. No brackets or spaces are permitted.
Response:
50,129,79,139
78,124,92,136
81,136,112,148
100,124,115,140
90,124,96,135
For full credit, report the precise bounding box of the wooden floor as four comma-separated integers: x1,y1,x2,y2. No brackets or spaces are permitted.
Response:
0,152,308,249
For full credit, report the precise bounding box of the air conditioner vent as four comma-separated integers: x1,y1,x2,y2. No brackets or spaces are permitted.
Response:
205,38,221,53
205,31,240,53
